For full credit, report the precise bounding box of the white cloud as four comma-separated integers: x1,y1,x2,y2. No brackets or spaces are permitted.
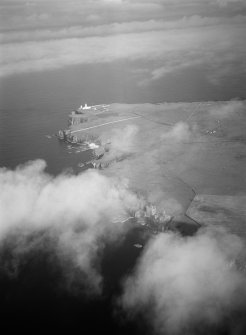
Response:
1,21,245,80
2,15,245,44
120,228,246,334
209,100,245,118
216,0,245,6
1,0,246,88
0,160,141,293
161,122,194,142
100,124,139,160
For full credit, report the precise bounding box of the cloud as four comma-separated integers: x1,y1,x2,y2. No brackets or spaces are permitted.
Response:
161,122,194,142
0,0,162,31
1,0,245,33
2,15,246,44
101,124,139,160
1,22,245,81
0,159,141,293
216,0,245,7
120,228,246,334
1,0,246,85
209,100,245,118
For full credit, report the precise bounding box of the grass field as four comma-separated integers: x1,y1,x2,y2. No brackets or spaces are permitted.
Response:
69,101,246,237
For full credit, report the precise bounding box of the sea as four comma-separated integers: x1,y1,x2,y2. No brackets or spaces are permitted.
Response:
0,72,98,174
0,71,148,334
0,70,242,335
0,63,157,173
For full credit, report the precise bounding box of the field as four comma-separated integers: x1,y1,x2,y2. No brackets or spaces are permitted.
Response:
69,100,246,237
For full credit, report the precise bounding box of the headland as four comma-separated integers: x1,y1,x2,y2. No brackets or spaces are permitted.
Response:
57,100,246,239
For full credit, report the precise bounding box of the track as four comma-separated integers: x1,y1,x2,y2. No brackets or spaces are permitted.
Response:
70,116,141,134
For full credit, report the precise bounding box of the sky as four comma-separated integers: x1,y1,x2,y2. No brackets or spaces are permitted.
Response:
1,0,246,102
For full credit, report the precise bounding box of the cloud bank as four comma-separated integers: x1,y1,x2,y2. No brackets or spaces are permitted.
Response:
1,140,246,332
0,159,141,293
101,124,138,161
120,228,246,334
209,100,245,118
1,0,246,89
161,122,195,142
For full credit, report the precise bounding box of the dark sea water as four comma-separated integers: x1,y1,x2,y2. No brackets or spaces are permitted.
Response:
0,71,149,334
2,62,243,173
0,227,148,334
1,70,244,335
0,62,146,174
0,71,97,174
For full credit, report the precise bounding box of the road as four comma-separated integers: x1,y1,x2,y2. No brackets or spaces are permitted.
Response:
70,116,141,134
